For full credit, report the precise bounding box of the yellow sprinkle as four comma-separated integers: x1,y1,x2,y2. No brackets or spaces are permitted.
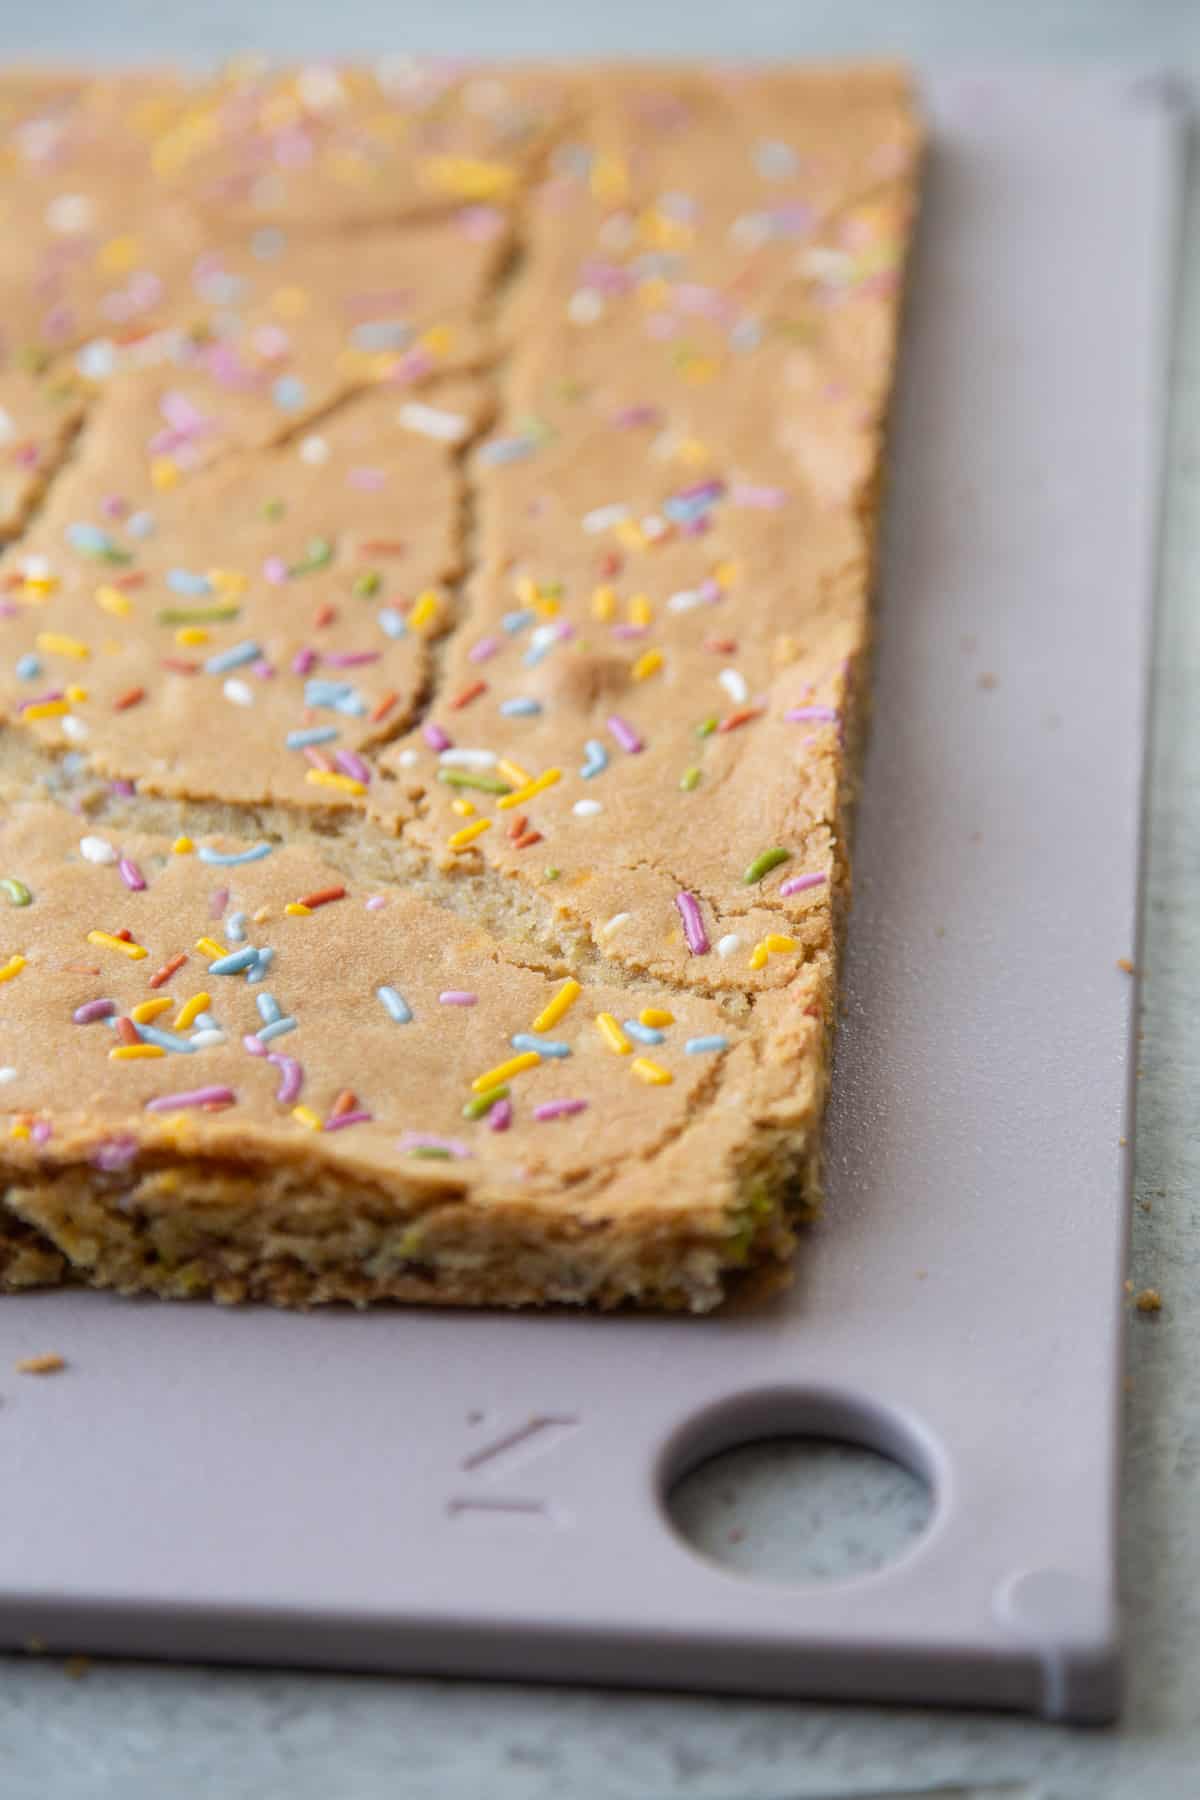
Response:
447,817,492,852
471,1051,541,1093
22,701,69,721
175,626,209,647
109,1044,166,1061
150,456,180,491
497,768,561,811
9,1121,30,1140
632,649,663,682
95,585,132,618
194,937,226,960
0,954,27,983
532,977,581,1033
417,324,454,358
749,941,769,971
637,276,670,310
629,593,653,627
64,685,88,704
131,997,173,1025
20,576,57,599
291,1105,323,1131
284,902,313,916
36,632,89,660
533,590,560,619
251,906,271,925
615,519,647,552
173,992,210,1030
450,797,475,817
631,1057,673,1086
97,233,140,274
765,934,798,954
87,932,147,961
305,769,367,796
408,589,442,633
677,438,709,466
172,836,194,854
270,284,309,319
591,585,617,621
496,758,530,788
514,575,538,608
714,559,740,590
420,154,517,202
207,569,247,597
639,1008,674,1028
589,153,628,205
595,1012,632,1055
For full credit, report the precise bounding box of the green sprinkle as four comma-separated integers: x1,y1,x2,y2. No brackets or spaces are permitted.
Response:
695,716,718,739
290,536,334,575
437,768,513,795
156,605,242,626
409,1146,452,1160
17,345,50,376
462,1083,510,1121
744,847,792,885
679,766,702,792
353,570,381,598
544,866,561,881
0,878,32,907
261,498,286,521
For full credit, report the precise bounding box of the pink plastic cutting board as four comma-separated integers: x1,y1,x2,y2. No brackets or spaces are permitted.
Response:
0,70,1183,1722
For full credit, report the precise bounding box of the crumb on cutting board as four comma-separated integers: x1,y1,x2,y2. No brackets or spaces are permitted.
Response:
16,1352,66,1375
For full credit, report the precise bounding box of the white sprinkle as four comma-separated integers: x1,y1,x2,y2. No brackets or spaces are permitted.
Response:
398,401,470,443
573,799,602,818
582,503,630,534
667,588,704,614
599,912,632,938
800,246,854,282
46,192,92,234
80,835,117,865
719,668,749,705
396,748,419,768
568,289,603,325
0,1067,17,1085
716,933,743,958
61,715,88,742
296,64,345,109
189,1029,225,1049
0,408,13,447
21,554,52,582
529,623,558,654
440,748,497,769
299,434,330,465
598,212,635,251
76,339,116,381
223,678,254,707
641,514,668,541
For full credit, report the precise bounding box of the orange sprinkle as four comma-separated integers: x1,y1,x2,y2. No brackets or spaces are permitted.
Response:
449,679,487,711
113,685,145,712
149,951,188,989
718,706,762,734
360,539,405,556
161,657,201,675
705,637,737,654
507,814,528,840
113,928,134,943
114,571,146,590
370,690,398,724
331,1089,358,1117
314,603,337,628
296,885,346,910
114,1016,139,1046
513,830,543,850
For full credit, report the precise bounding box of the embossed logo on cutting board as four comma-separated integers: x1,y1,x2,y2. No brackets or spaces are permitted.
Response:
446,1411,579,1525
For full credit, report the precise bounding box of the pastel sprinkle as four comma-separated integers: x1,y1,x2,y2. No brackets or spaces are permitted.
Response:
268,1055,303,1104
595,1012,632,1055
462,1084,510,1120
439,990,477,1007
286,726,340,749
510,1034,570,1058
306,770,366,796
118,858,146,892
131,998,173,1025
716,933,742,957
786,705,839,723
208,947,258,976
423,722,453,752
110,1044,165,1061
623,1019,664,1046
686,1035,730,1054
134,1023,197,1054
1,878,32,907
580,740,608,779
87,932,146,960
448,817,492,852
195,936,226,960
174,992,211,1030
532,978,581,1033
632,648,663,682
145,1086,236,1112
377,986,413,1023
204,640,261,675
488,1098,513,1132
397,1132,471,1158
744,847,792,885
292,1105,323,1131
500,697,542,717
779,872,828,896
675,891,710,956
497,768,561,810
438,768,512,795
631,1057,673,1086
197,843,272,867
533,1099,588,1121
324,1109,372,1132
599,912,631,938
719,668,749,705
607,714,643,754
640,1008,674,1028
256,1017,297,1044
74,998,116,1023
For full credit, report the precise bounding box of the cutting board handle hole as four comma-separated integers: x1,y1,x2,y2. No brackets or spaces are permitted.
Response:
658,1388,936,1586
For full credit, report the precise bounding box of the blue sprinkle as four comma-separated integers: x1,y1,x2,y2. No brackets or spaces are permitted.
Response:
167,568,213,596
511,1034,570,1058
685,1035,730,1055
500,697,542,718
286,725,340,750
477,435,535,466
251,227,286,259
66,521,113,555
256,1015,297,1043
193,1012,218,1032
623,1020,665,1046
304,678,367,716
15,654,42,681
208,946,259,976
134,1023,196,1054
204,639,262,675
256,992,283,1025
502,609,535,634
333,690,368,718
522,626,559,669
377,985,412,1023
197,842,273,867
225,912,248,943
662,494,715,526
351,320,413,351
272,375,308,412
127,510,156,539
377,607,407,639
580,739,608,779
246,948,275,984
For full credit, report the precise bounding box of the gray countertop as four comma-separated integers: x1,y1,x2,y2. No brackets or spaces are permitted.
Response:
2,4,1198,1795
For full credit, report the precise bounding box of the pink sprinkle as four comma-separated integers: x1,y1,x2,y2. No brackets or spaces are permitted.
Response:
325,650,380,668
469,635,500,664
675,891,710,956
365,896,385,912
252,659,276,680
263,556,289,586
31,1119,52,1144
20,689,65,712
100,494,127,519
92,1134,137,1171
118,857,145,892
324,1108,373,1132
611,623,647,640
145,1086,236,1113
439,990,476,1007
348,466,386,490
210,887,229,918
110,779,135,798
786,705,839,724
0,601,18,618
335,749,370,784
292,646,318,676
389,348,434,386
243,1034,267,1055
267,1053,303,1105
612,405,662,429
730,483,788,510
397,1131,472,1158
423,722,452,752
488,1098,513,1132
459,204,506,240
533,1099,588,1122
697,577,723,603
74,998,116,1024
607,713,643,755
779,872,828,897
